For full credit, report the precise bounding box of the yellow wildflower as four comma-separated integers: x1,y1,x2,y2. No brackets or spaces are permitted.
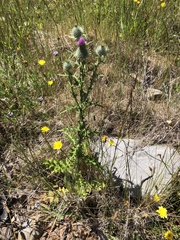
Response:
164,230,173,240
41,126,50,133
160,2,166,8
153,195,160,202
101,135,108,142
109,139,115,146
156,206,167,218
48,80,53,86
134,0,140,4
38,59,45,65
125,201,129,206
53,141,63,150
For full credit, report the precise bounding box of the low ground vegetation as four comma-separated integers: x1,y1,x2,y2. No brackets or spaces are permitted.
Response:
0,0,179,239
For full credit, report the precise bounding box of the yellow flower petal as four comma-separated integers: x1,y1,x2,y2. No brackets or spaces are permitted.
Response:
156,206,167,218
53,141,63,150
124,201,129,206
153,195,160,202
164,230,173,240
101,135,108,142
161,2,166,8
109,139,115,146
48,80,53,86
41,126,50,133
38,59,45,65
134,0,140,4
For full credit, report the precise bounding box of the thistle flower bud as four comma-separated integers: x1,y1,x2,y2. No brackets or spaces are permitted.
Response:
71,26,83,39
63,61,72,72
75,45,88,60
95,45,108,57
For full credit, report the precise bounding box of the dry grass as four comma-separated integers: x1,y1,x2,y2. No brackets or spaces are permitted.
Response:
0,1,180,239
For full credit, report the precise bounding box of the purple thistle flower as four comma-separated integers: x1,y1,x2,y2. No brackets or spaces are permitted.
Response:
77,38,86,46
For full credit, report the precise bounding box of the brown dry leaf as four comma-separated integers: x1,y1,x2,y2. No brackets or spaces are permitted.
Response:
0,226,14,240
141,211,148,218
41,222,68,240
111,210,119,220
17,219,40,240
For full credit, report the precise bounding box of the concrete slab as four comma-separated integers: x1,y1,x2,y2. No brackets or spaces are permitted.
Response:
94,138,180,197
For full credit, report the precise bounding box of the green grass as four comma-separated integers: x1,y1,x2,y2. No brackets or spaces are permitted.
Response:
0,0,179,239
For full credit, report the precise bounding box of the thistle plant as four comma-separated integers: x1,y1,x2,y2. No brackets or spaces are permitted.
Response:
63,27,107,182
43,27,107,196
44,26,107,196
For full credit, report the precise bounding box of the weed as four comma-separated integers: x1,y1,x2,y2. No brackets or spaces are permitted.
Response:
0,1,179,239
